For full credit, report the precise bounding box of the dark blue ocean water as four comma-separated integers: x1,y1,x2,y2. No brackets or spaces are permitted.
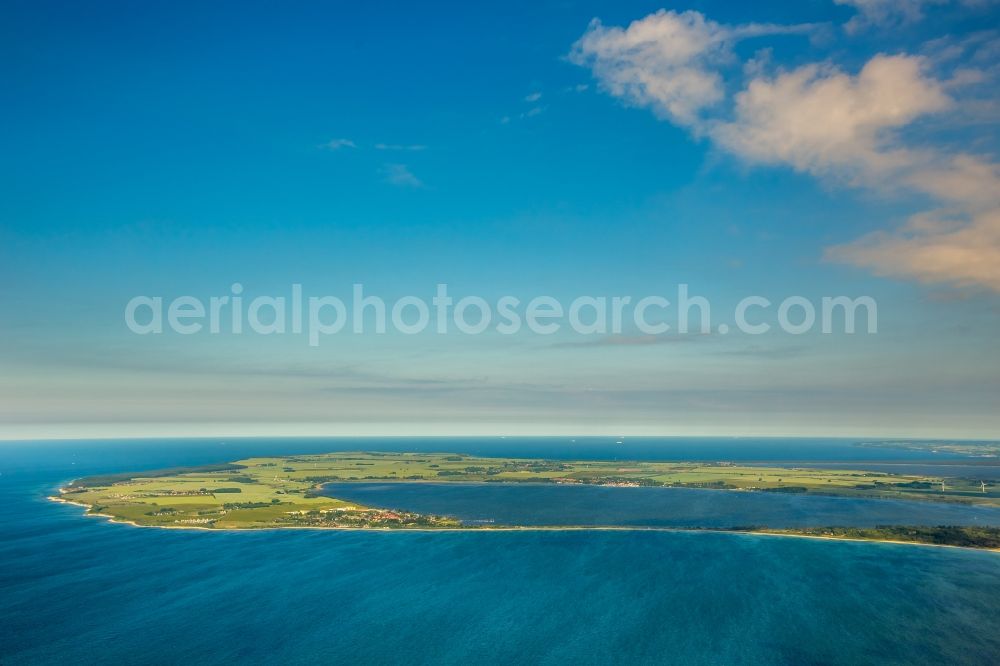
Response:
2,438,1000,664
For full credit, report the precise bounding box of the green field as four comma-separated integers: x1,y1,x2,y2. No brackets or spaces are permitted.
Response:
757,525,1000,550
54,451,1000,531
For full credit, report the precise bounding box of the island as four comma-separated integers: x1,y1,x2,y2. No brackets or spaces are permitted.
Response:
854,440,1000,457
52,451,1000,549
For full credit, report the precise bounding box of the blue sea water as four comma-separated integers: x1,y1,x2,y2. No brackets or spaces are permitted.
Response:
2,438,1000,664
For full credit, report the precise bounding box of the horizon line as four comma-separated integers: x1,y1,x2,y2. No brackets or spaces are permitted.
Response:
2,432,997,444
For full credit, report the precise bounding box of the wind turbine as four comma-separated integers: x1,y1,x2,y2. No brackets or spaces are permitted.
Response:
982,481,988,494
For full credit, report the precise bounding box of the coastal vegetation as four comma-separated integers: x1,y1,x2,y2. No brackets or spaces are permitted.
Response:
756,526,1000,550
855,440,1000,457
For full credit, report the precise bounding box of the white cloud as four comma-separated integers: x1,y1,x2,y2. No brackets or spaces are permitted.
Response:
723,57,1000,292
906,154,1000,210
382,163,423,188
524,92,543,102
718,56,1000,291
711,55,951,184
569,11,728,126
375,143,427,151
829,158,1000,291
572,9,1000,292
324,138,357,150
717,55,1000,292
569,10,813,127
828,207,1000,291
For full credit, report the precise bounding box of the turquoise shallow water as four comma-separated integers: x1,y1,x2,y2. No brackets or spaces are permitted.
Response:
2,439,1000,664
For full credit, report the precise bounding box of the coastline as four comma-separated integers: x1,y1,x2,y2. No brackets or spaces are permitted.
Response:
47,493,1000,553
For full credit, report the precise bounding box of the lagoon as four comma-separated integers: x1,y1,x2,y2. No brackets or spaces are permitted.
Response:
321,481,1000,528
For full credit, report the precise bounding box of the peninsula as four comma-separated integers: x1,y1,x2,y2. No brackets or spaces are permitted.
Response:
53,451,1000,549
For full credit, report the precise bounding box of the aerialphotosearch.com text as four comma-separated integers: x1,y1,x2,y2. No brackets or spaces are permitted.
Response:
124,283,878,346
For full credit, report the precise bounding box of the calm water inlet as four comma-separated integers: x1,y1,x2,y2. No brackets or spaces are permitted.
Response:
321,481,1000,528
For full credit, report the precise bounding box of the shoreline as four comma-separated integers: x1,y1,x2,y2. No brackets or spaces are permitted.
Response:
47,494,1000,553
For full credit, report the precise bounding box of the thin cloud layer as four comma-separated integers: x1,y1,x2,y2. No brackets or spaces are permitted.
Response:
835,0,997,33
382,163,423,188
375,143,427,151
834,0,946,32
324,138,357,150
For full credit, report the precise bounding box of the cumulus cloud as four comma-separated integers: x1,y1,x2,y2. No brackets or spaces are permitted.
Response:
729,59,1000,292
828,208,1000,291
829,159,1000,291
572,8,1000,292
711,55,951,184
569,10,813,127
704,52,1000,292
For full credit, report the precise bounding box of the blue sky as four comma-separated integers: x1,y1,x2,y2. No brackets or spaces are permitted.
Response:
1,0,998,439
